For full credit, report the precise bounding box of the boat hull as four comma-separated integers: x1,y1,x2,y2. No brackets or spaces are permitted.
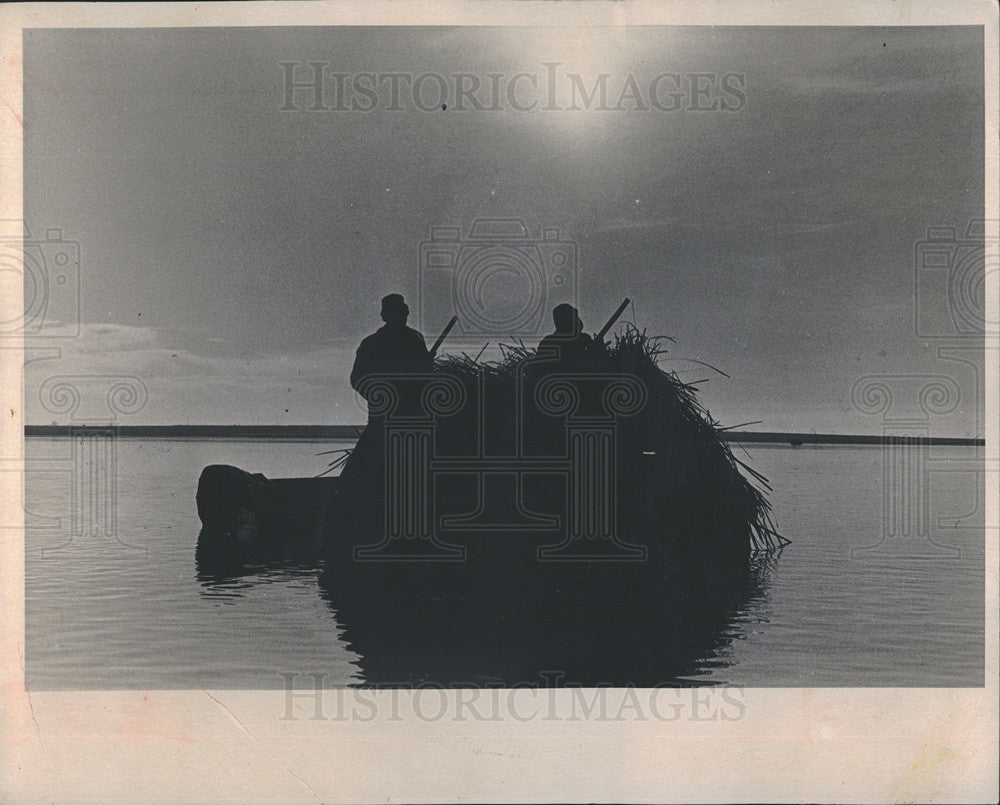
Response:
196,463,751,611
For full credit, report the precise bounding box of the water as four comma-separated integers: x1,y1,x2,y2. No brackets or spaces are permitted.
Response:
24,438,984,689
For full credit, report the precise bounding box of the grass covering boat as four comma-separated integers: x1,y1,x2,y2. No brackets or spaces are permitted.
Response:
197,327,785,620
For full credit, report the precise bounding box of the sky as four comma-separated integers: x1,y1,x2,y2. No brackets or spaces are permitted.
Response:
19,26,986,435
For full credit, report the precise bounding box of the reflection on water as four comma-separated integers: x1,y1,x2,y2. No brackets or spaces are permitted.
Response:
195,545,780,687
197,563,321,604
323,555,783,687
25,438,985,689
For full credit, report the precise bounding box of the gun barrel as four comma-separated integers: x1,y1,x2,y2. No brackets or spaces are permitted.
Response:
430,316,458,356
596,298,631,341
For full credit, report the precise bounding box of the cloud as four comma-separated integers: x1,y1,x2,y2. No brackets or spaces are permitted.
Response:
772,28,981,98
24,321,364,425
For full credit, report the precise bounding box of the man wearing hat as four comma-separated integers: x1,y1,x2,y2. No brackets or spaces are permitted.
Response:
537,303,604,363
350,293,433,398
342,294,433,521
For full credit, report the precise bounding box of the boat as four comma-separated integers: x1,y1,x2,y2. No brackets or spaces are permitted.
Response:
195,452,782,685
198,328,785,612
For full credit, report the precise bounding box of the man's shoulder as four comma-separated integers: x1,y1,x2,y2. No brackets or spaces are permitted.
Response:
403,326,427,344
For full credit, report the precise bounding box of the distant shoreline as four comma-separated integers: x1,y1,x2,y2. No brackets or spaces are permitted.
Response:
23,425,985,447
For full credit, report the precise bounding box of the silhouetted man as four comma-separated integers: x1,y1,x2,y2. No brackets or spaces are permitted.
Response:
340,293,433,508
538,304,604,363
350,294,433,399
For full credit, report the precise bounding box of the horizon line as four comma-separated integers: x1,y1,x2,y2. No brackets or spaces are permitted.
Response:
22,425,986,447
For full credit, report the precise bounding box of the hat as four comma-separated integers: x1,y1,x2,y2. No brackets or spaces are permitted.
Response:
553,303,581,331
381,294,408,315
